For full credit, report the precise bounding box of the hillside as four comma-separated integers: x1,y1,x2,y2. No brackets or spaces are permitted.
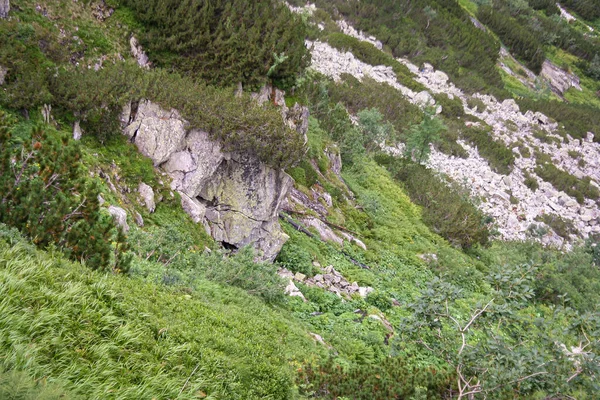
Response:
0,0,599,399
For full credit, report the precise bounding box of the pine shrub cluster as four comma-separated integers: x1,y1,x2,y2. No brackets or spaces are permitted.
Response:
0,113,129,271
122,0,309,89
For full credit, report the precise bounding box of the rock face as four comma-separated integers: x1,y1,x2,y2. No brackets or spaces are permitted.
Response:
130,36,150,69
540,60,581,95
123,99,294,261
108,206,130,233
0,0,8,19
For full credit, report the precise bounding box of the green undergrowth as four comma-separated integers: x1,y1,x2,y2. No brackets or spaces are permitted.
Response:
0,226,320,399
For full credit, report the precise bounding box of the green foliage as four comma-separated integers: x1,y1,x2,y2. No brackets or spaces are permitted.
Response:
297,357,452,399
378,156,491,249
536,213,578,239
129,226,284,303
434,93,465,117
524,171,540,191
461,125,516,175
50,64,306,168
0,369,77,400
122,0,309,89
0,22,56,110
477,5,545,73
0,233,317,399
0,113,128,271
327,76,423,137
404,113,444,164
357,108,396,152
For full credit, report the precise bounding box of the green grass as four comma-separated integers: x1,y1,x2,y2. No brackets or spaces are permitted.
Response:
0,227,320,399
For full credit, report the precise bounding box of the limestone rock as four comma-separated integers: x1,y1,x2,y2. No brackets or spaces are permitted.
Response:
130,36,150,69
134,211,144,227
123,100,293,261
541,60,581,95
302,217,344,246
0,0,8,19
284,280,306,301
0,65,7,85
72,121,82,141
138,182,156,213
179,192,206,224
414,91,435,107
124,100,187,165
108,206,129,233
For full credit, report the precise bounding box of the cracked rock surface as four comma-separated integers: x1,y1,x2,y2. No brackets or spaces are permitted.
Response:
122,99,294,261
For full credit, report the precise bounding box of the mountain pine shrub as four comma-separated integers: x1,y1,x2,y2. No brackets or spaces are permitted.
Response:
0,113,129,271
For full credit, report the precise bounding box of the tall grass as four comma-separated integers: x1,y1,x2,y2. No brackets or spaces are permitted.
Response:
0,228,318,399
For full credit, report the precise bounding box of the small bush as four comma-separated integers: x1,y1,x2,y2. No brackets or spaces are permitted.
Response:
524,172,540,191
434,93,464,117
536,213,577,239
381,156,491,249
462,125,515,175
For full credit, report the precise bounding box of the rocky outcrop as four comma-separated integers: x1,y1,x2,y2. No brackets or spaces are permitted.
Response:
138,182,156,213
336,19,383,50
108,206,130,233
122,99,293,261
540,60,581,95
278,264,373,299
130,36,150,69
0,0,8,19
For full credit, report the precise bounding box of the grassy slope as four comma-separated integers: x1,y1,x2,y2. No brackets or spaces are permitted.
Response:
0,227,320,399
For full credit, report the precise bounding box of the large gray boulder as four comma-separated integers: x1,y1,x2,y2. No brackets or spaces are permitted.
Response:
541,60,581,95
0,0,9,19
124,100,187,165
123,100,294,261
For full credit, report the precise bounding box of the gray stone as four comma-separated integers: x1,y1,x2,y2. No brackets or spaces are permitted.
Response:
134,211,144,227
130,36,150,69
294,272,306,282
277,268,294,279
0,65,7,85
124,100,187,165
179,192,206,224
108,206,129,233
314,274,324,282
302,217,344,246
414,91,435,107
138,182,156,213
0,0,8,19
284,280,306,301
358,286,374,298
72,121,83,140
541,60,582,95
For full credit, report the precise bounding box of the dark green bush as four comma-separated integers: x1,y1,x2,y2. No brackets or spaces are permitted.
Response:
462,125,515,175
477,5,545,74
516,98,600,141
50,64,306,169
379,156,491,249
0,113,129,271
122,0,309,89
536,213,577,239
298,357,452,399
434,93,464,117
524,172,539,191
